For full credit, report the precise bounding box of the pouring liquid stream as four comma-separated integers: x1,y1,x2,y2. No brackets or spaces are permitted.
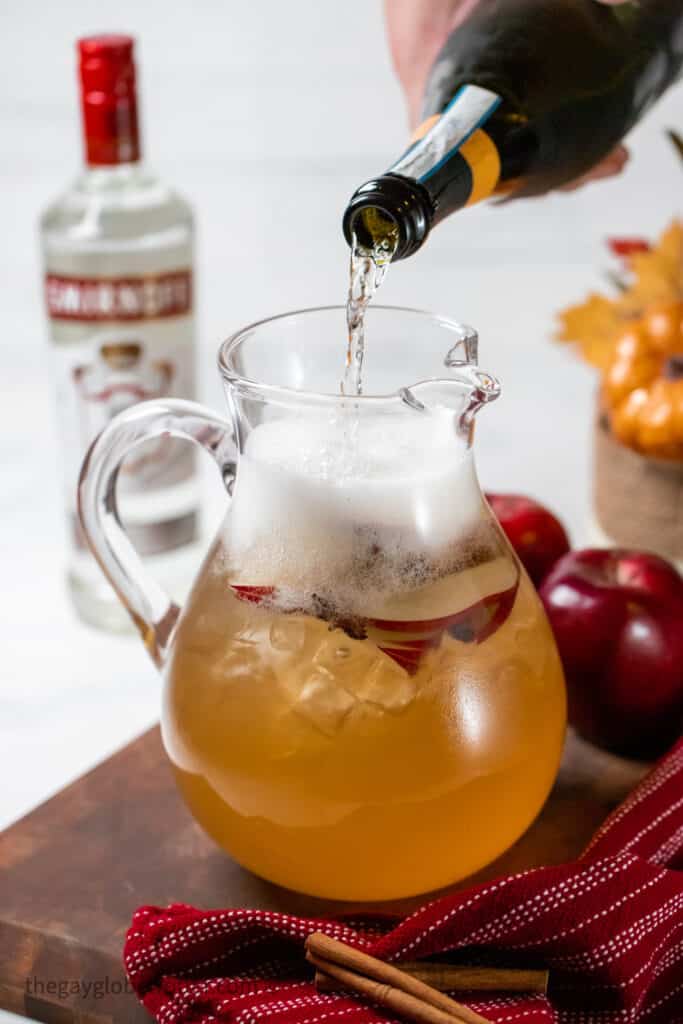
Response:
342,219,398,396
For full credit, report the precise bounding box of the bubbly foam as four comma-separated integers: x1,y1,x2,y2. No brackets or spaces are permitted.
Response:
224,407,483,613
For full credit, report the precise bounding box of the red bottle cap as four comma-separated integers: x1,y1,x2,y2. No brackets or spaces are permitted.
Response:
78,35,140,166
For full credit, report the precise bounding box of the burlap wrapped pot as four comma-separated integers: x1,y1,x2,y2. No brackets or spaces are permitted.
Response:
594,402,683,564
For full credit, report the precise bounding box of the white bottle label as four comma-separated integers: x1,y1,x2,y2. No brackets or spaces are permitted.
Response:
47,270,197,557
390,84,501,183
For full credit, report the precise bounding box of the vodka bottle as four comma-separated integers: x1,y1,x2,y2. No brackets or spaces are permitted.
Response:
40,35,199,629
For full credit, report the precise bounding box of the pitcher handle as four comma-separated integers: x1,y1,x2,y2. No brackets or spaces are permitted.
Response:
78,399,236,668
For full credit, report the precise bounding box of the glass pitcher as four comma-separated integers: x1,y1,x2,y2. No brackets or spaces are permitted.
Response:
79,306,566,901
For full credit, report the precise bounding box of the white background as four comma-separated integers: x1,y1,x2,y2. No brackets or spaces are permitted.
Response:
0,1,681,1016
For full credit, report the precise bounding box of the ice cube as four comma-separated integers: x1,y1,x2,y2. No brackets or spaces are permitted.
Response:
349,654,417,712
210,648,262,690
233,620,268,648
312,634,376,676
309,633,416,713
269,616,307,653
291,669,357,737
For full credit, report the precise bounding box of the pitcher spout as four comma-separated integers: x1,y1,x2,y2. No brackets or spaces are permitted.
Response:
400,321,500,438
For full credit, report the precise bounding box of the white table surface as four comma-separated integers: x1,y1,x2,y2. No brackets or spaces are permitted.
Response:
1,1,682,1020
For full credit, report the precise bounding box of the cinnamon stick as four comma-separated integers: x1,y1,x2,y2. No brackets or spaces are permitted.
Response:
315,963,548,995
305,932,491,1024
308,953,482,1024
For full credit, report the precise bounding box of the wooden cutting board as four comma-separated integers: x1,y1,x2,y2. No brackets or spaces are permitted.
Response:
0,726,645,1024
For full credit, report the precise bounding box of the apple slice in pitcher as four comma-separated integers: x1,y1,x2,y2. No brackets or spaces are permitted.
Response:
230,584,275,604
367,557,520,674
230,557,520,676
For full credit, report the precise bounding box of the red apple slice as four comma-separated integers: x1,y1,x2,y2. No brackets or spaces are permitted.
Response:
230,559,520,676
369,559,520,674
231,584,275,605
373,580,519,675
376,634,443,675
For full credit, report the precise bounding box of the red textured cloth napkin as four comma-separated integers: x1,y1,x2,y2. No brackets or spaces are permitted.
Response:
124,738,683,1024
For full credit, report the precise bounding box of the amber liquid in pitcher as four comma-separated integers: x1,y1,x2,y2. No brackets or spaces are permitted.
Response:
163,417,565,900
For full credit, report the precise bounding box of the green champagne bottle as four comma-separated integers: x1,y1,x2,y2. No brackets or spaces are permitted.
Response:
343,0,683,260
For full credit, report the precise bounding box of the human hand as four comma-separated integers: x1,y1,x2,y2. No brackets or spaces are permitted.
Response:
383,0,631,190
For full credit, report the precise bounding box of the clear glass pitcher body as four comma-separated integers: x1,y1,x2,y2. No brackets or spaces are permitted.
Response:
79,306,566,901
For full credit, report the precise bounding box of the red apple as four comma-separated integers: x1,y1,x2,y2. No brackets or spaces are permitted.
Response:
486,493,570,586
540,549,683,760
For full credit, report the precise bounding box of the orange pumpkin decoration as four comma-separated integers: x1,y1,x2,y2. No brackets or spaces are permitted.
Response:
604,301,683,460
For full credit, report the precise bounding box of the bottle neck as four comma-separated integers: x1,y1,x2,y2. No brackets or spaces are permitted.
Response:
78,37,141,168
81,97,141,168
343,85,507,259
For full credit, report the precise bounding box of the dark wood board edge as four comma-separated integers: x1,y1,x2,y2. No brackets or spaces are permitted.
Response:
0,919,149,1024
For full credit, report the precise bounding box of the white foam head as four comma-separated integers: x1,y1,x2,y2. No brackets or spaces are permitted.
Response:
223,406,481,609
